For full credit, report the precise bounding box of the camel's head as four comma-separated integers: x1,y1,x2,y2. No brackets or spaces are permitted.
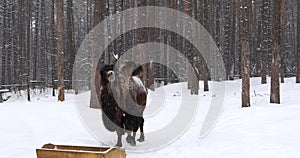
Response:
106,70,115,82
100,65,116,86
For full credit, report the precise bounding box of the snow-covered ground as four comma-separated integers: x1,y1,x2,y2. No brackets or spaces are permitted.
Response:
0,77,300,158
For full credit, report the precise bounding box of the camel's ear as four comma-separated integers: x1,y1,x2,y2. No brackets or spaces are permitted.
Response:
112,52,118,65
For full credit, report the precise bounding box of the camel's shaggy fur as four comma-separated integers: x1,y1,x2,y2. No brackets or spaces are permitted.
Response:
99,62,147,146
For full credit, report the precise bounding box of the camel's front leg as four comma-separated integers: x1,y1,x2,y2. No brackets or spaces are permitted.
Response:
116,130,123,147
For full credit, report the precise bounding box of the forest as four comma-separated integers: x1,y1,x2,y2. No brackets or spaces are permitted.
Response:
0,0,299,106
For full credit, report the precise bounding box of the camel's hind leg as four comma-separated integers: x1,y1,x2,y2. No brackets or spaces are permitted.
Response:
131,132,137,146
126,131,137,146
137,117,145,142
126,131,132,143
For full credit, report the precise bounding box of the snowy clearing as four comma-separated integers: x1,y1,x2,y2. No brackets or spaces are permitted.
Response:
0,77,300,158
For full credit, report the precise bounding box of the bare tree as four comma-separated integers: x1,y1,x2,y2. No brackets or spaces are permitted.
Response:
202,0,209,91
40,0,48,82
25,0,32,84
66,0,76,87
2,0,9,85
33,0,40,81
56,0,65,101
280,0,286,83
297,0,300,83
261,0,272,84
90,0,105,109
50,0,56,85
256,0,263,79
241,0,251,108
270,0,282,104
229,0,236,80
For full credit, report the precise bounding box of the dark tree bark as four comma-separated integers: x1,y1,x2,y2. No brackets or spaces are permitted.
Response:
241,0,251,108
0,0,3,85
18,0,27,84
297,0,300,83
2,0,8,85
50,0,56,81
148,62,155,91
202,0,209,91
223,0,232,80
270,0,282,104
256,0,263,79
234,0,242,78
33,0,40,81
66,0,76,87
136,0,149,90
90,0,105,109
40,0,48,82
229,0,236,80
25,0,32,84
261,0,272,84
280,0,286,83
56,0,65,101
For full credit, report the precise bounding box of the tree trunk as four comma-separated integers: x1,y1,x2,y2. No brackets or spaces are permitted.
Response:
270,0,282,104
241,1,251,108
56,0,65,102
26,0,32,84
50,0,56,82
40,0,48,83
202,61,209,91
229,0,236,80
66,0,76,88
261,0,271,84
280,0,286,83
148,62,155,91
90,0,105,109
33,0,40,81
184,0,193,92
256,0,263,78
203,0,209,91
297,0,300,83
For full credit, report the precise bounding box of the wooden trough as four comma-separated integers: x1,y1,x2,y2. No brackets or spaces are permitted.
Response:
36,144,126,158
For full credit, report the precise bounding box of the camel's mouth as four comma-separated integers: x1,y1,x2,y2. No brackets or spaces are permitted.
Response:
107,70,115,82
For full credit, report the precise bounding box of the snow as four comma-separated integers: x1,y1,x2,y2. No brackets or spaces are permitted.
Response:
0,89,9,93
1,77,300,158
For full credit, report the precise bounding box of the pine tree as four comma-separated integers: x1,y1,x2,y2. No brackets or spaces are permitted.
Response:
280,0,286,83
66,0,76,88
229,0,236,80
202,0,209,91
270,0,282,104
25,0,32,84
56,0,65,101
261,0,272,84
241,0,251,108
50,0,57,85
90,0,105,109
297,0,300,83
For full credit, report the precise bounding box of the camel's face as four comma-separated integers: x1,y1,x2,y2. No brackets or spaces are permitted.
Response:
100,65,115,86
106,70,115,83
